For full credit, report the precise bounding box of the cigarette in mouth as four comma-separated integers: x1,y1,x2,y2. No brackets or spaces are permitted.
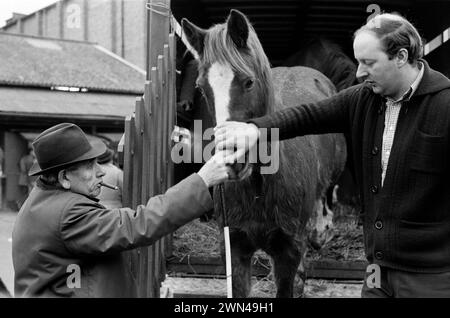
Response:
100,182,119,190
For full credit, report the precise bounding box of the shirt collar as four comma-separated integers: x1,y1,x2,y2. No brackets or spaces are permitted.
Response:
386,61,424,103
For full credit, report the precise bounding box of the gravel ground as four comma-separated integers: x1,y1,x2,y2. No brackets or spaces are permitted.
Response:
163,276,363,298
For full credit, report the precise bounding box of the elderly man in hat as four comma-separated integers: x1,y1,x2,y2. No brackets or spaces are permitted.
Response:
12,123,230,297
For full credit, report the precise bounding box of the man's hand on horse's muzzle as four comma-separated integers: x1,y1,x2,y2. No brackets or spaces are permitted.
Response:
197,150,234,187
214,121,260,164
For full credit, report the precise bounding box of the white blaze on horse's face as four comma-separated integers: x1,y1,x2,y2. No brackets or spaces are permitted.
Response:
207,62,234,125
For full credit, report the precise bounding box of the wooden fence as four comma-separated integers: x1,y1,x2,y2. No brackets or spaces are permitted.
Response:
119,0,177,296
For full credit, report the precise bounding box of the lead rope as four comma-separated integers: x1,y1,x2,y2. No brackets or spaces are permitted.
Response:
219,171,233,298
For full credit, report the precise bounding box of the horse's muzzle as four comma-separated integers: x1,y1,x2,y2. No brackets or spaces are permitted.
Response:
227,154,253,181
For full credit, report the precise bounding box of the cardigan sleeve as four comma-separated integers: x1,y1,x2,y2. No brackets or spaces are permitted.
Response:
249,84,361,140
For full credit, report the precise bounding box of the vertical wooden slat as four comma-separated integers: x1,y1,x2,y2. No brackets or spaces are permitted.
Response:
146,0,171,79
158,55,167,192
148,66,161,297
129,111,144,296
133,98,149,297
155,58,165,298
164,34,177,259
136,98,147,203
141,82,152,204
142,84,157,298
167,35,176,188
132,100,143,209
156,57,165,195
150,66,161,196
143,78,156,297
123,115,139,297
154,55,168,298
160,44,171,283
142,79,153,296
123,115,134,208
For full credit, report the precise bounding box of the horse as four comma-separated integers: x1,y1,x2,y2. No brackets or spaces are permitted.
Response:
283,37,358,92
283,37,361,211
181,9,347,297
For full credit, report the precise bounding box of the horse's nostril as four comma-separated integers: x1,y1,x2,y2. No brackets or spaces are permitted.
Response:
227,160,253,181
228,163,244,180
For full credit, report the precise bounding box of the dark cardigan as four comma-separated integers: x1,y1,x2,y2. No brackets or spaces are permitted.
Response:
250,60,450,272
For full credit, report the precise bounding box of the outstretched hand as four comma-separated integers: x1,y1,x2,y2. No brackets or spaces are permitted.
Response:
197,150,234,188
214,122,260,164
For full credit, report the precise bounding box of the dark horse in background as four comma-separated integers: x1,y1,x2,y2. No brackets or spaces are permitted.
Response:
181,10,347,297
283,37,357,92
284,37,361,215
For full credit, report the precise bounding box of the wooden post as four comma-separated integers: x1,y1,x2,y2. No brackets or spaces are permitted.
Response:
150,67,160,196
148,66,160,297
146,0,171,79
157,56,166,192
122,115,134,208
164,34,177,259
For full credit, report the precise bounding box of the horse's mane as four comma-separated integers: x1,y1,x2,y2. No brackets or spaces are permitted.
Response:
283,37,357,91
201,22,276,114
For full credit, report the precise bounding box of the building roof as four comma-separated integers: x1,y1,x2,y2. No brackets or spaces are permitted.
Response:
0,87,136,121
0,32,145,94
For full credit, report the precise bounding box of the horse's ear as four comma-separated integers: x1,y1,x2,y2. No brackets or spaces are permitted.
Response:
227,9,249,49
181,18,206,60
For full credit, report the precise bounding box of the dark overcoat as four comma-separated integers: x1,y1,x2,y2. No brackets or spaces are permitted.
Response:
13,173,212,297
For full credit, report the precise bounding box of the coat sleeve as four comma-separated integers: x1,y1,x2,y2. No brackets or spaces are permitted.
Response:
249,84,361,140
60,173,213,256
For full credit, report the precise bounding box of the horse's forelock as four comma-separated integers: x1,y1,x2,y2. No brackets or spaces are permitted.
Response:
203,24,270,80
202,22,275,113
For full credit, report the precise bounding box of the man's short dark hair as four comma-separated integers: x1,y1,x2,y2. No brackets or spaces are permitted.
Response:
354,13,423,65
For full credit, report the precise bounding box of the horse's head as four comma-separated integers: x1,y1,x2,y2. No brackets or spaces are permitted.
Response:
182,10,275,180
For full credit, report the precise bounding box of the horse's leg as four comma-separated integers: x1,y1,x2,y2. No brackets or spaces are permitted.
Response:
309,195,335,249
295,240,308,297
266,229,302,298
221,229,255,298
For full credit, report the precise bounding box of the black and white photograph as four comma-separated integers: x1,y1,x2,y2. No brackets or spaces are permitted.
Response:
0,0,449,302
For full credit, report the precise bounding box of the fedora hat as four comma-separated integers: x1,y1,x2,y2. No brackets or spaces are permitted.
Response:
29,123,107,176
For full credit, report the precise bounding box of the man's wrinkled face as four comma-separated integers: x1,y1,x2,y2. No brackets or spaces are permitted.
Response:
65,159,105,198
353,31,400,98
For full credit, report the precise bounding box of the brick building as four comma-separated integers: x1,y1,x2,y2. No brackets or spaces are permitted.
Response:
1,0,149,70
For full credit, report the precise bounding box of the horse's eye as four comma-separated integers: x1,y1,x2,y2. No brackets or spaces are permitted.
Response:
198,86,206,97
244,78,255,90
